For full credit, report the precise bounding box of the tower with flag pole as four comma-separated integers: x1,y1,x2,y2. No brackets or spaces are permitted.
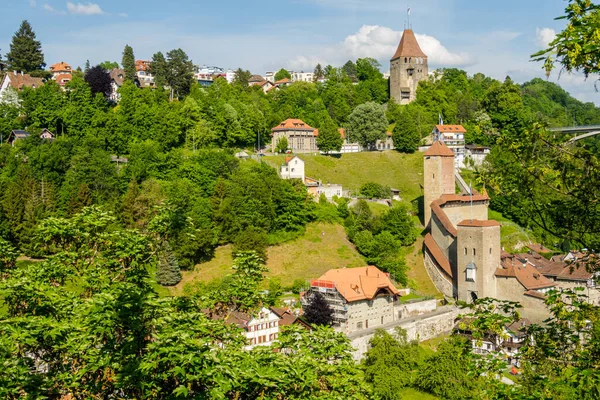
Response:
389,8,428,105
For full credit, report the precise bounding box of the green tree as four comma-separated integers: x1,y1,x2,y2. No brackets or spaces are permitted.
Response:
121,44,137,82
356,57,383,81
342,60,358,81
316,119,343,153
156,241,182,286
313,63,324,82
359,182,391,199
382,204,416,245
166,48,195,100
0,237,18,274
5,20,45,72
392,109,420,153
303,291,334,326
99,60,119,71
232,68,252,87
274,68,291,81
84,59,90,73
149,52,167,88
232,226,268,261
532,0,600,78
275,136,288,153
347,102,388,149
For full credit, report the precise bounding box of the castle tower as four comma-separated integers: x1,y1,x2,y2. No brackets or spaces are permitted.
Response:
423,141,455,228
390,29,428,104
456,220,501,303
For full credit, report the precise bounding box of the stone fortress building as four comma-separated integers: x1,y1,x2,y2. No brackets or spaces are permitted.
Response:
390,29,428,105
422,141,599,322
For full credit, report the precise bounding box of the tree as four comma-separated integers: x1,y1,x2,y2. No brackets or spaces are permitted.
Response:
382,205,416,246
303,291,334,326
0,237,18,275
149,52,167,89
166,48,195,99
84,65,112,98
316,119,343,153
232,226,268,261
359,182,391,199
313,63,324,82
121,44,137,82
342,60,358,81
98,61,119,71
274,68,291,81
84,59,90,73
156,241,182,286
347,102,388,149
356,58,383,81
5,20,45,72
232,68,252,87
392,109,420,153
531,0,600,79
275,136,288,153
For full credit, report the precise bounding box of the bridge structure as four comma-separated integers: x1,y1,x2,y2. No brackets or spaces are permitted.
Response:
548,125,600,143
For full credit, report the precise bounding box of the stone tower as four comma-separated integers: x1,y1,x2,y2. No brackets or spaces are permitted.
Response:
456,220,501,303
390,29,428,104
423,141,455,228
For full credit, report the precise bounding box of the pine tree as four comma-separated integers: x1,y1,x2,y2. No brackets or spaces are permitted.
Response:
67,184,93,215
84,59,90,73
5,20,45,72
156,241,182,286
165,48,195,100
316,119,343,153
121,44,136,82
149,51,167,89
303,291,334,326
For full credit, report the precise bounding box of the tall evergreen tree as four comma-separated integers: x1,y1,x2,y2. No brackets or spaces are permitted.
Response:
5,20,45,72
232,68,252,88
149,51,168,89
313,63,324,82
84,59,90,73
121,44,136,82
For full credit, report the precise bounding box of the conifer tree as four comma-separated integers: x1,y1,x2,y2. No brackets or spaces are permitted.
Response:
5,20,45,72
84,59,90,73
313,63,324,82
149,51,167,88
121,44,136,82
156,241,182,286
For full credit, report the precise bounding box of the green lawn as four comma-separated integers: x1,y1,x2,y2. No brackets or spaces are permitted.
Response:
172,222,368,294
398,387,439,400
265,151,424,205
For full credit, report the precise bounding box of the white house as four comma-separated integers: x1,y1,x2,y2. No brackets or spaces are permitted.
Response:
464,144,490,168
433,124,466,167
291,71,314,82
0,71,44,102
280,156,305,182
225,307,281,350
109,69,125,102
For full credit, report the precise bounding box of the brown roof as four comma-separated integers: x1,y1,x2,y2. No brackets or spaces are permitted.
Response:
271,118,315,132
270,307,301,327
313,266,399,302
275,78,291,84
423,141,455,157
506,318,531,333
436,125,466,133
430,194,491,237
50,62,72,72
2,72,44,90
424,233,452,278
496,254,555,290
249,74,265,83
391,29,427,60
458,219,500,228
55,73,72,85
110,68,125,86
526,244,552,254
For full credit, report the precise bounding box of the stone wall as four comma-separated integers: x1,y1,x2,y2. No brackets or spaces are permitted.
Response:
349,306,460,360
555,280,600,306
442,202,488,228
396,299,437,319
423,251,454,298
495,276,550,323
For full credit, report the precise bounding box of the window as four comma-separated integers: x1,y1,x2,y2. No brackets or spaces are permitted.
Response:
466,262,476,282
473,248,476,256
489,247,492,255
357,322,363,329
464,247,468,256
401,91,410,99
407,68,414,76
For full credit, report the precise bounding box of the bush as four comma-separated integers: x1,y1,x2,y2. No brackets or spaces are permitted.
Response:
291,278,306,294
232,226,268,261
359,182,392,199
156,241,182,286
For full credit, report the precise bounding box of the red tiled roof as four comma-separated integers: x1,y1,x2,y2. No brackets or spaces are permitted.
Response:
430,194,491,237
275,78,291,84
2,72,44,90
497,254,555,290
391,29,427,60
50,61,72,72
55,73,72,85
436,125,466,133
424,233,452,278
271,118,315,132
526,244,552,254
424,141,455,157
314,266,399,302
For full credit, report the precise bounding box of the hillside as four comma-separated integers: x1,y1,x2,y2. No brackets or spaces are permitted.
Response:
265,151,424,204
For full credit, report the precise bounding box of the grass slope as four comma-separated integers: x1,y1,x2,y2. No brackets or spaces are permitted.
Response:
265,151,424,203
172,222,366,294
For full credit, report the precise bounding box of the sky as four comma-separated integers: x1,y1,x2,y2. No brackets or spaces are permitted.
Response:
1,0,598,104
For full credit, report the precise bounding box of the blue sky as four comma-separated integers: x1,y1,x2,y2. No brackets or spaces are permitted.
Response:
1,0,598,103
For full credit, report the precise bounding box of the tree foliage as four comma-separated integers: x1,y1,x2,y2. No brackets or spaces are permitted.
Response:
122,44,137,82
316,119,343,153
274,68,291,81
347,102,388,149
5,20,45,72
303,291,334,326
84,65,112,98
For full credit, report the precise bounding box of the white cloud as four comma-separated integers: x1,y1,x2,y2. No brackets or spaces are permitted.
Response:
66,2,104,15
43,3,67,14
535,27,556,48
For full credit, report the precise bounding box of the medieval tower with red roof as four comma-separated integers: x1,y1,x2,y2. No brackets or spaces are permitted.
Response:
389,29,428,104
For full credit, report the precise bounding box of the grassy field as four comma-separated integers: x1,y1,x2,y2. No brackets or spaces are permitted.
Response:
265,151,424,204
398,387,439,400
488,210,538,252
172,222,367,294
